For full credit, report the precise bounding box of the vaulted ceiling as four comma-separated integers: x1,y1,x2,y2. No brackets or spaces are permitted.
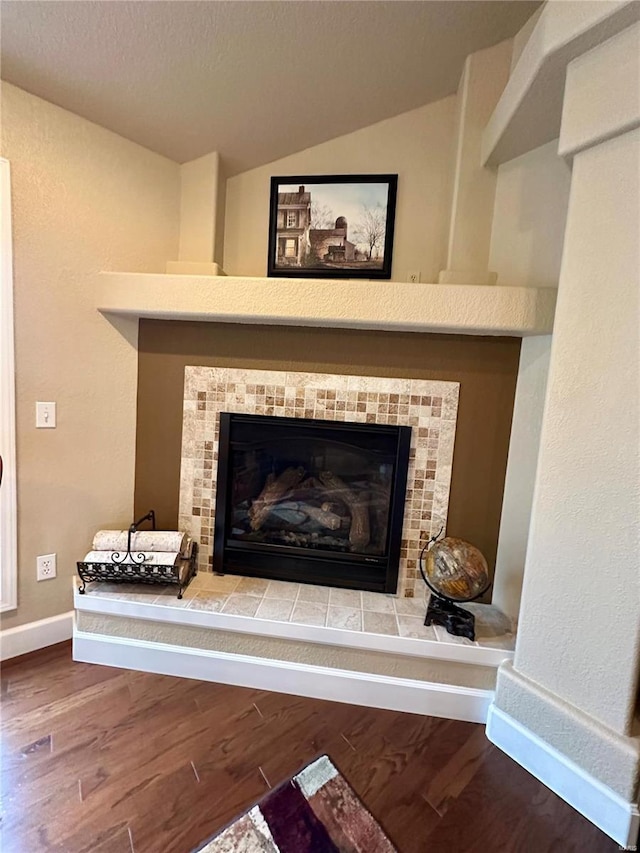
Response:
1,1,541,174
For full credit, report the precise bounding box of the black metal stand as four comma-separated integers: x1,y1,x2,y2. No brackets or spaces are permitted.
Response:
77,510,197,599
424,595,475,641
111,510,156,565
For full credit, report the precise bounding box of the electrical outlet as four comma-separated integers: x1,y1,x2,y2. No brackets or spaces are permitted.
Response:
408,270,421,283
36,402,56,428
37,553,57,581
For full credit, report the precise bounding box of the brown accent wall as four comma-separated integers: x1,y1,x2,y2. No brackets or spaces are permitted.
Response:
135,320,521,576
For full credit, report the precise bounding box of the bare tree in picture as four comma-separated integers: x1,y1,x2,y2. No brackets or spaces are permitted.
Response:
310,201,335,229
353,203,387,260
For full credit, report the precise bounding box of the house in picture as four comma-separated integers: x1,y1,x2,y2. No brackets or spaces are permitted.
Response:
275,184,311,265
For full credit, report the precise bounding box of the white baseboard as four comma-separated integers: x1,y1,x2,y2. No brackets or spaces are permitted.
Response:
1,611,74,661
73,629,493,723
487,704,640,848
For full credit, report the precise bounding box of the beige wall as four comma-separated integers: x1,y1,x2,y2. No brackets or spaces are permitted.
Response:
0,83,180,629
444,39,512,277
223,97,455,282
492,335,551,620
489,139,571,289
489,140,571,618
178,151,220,263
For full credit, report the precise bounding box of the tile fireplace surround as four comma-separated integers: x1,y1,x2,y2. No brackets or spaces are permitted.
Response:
178,367,460,598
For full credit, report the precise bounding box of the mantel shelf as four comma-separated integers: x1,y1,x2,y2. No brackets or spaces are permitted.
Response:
97,272,556,337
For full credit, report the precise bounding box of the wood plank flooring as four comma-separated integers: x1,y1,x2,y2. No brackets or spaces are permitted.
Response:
1,642,618,853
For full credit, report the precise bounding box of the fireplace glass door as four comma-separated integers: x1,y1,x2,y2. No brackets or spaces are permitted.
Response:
213,413,411,592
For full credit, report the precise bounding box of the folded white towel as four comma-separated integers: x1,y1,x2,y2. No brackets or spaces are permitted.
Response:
82,551,180,566
92,530,187,554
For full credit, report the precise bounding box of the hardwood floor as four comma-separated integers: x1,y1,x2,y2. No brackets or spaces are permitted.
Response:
1,642,618,853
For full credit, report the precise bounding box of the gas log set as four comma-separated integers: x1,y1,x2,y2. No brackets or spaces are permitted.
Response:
236,465,389,555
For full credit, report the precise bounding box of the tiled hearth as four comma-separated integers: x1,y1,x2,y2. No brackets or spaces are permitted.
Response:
75,572,515,653
74,571,515,724
179,368,459,598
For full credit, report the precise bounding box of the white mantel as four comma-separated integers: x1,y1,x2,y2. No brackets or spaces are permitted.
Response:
97,272,556,337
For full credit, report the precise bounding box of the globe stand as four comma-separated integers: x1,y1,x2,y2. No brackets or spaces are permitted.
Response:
419,529,490,642
424,595,475,641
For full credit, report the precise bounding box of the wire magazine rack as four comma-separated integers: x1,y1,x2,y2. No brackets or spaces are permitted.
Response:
77,510,197,599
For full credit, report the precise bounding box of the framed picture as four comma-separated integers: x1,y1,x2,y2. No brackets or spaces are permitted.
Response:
267,174,398,279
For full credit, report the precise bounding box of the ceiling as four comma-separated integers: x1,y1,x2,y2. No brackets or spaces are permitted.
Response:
0,1,541,175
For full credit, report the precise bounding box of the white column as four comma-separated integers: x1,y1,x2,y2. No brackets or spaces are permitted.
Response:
167,151,224,275
439,39,512,286
489,23,640,847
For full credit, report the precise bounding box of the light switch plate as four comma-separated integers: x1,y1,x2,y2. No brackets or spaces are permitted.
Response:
36,402,56,428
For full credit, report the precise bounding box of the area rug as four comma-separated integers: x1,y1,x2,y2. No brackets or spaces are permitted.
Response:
193,754,397,852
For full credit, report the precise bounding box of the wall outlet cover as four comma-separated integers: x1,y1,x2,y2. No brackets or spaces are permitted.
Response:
37,553,57,581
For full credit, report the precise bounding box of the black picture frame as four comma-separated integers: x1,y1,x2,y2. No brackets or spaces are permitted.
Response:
267,174,398,279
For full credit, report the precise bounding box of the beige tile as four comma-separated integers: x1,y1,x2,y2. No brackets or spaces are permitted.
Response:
187,592,228,612
363,611,399,636
255,598,294,622
264,581,300,600
82,582,123,595
397,615,437,640
222,594,262,617
326,606,362,632
361,591,395,613
433,625,477,646
290,600,328,627
394,597,428,617
103,585,165,602
478,634,516,651
197,573,241,593
462,603,514,638
297,584,330,604
188,573,213,591
154,592,192,608
235,577,270,596
329,588,362,608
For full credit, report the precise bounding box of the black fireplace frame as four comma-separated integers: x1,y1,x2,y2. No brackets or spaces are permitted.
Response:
212,413,411,593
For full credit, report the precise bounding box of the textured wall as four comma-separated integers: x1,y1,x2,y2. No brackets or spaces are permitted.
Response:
514,127,640,736
494,26,640,809
223,98,455,282
489,140,571,289
492,336,551,619
445,39,512,275
0,83,180,629
487,140,571,619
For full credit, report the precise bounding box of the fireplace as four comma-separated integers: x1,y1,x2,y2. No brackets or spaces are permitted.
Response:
179,367,460,598
213,413,411,592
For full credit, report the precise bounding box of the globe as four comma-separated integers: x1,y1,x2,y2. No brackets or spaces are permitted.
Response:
422,536,489,602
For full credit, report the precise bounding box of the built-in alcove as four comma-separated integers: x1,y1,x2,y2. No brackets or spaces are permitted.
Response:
134,320,522,592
